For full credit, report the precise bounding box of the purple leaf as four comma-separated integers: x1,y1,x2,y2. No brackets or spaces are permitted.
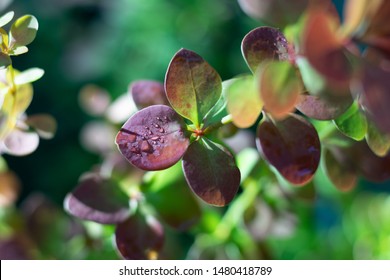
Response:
115,213,164,260
182,138,241,206
256,114,321,185
130,80,170,109
64,175,130,224
116,105,190,171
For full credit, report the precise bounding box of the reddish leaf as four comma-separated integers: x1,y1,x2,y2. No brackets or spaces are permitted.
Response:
0,171,20,208
182,138,241,206
116,105,190,171
241,27,289,73
115,213,164,260
130,80,169,109
165,49,222,127
26,114,57,139
256,114,321,185
64,175,130,224
355,142,390,182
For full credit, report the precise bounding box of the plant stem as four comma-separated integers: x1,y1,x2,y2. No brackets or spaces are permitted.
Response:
203,114,233,134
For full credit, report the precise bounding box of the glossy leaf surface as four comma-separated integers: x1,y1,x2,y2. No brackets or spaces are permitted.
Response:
130,80,169,109
115,213,164,260
333,102,367,141
10,15,38,47
116,105,189,171
241,27,288,73
259,60,301,119
256,114,321,185
26,114,57,139
366,120,390,157
182,138,240,206
226,75,262,128
64,175,130,224
165,49,222,127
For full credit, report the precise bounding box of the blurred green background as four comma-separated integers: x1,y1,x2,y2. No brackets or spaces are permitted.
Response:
2,0,390,260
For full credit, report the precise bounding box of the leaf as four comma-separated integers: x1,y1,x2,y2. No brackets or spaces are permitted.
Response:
143,163,201,230
15,68,44,85
256,114,321,185
333,102,367,141
366,120,390,157
182,138,241,206
3,129,39,156
78,84,111,116
241,27,289,73
0,11,14,27
9,46,28,56
0,52,11,68
295,57,326,95
303,9,352,87
296,93,353,120
26,114,57,139
116,105,190,171
64,174,130,224
0,170,20,208
130,80,169,109
165,48,222,127
323,148,357,192
115,213,164,260
9,15,38,47
81,121,116,154
259,60,301,119
226,75,263,128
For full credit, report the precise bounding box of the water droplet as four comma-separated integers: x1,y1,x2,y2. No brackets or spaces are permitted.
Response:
127,134,136,142
154,123,160,128
160,138,164,143
148,131,152,135
151,136,160,141
163,116,168,121
156,117,162,121
144,126,149,130
159,128,165,133
140,141,153,153
151,141,157,145
130,147,139,153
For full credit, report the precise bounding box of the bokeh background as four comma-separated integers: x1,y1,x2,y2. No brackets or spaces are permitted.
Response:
1,0,390,259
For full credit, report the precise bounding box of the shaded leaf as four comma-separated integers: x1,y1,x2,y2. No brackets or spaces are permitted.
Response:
0,235,35,260
323,148,357,191
0,11,14,27
296,93,353,120
3,129,39,156
143,163,201,230
9,15,38,47
116,105,189,171
256,114,321,185
64,174,130,224
81,121,116,154
259,60,301,119
115,213,164,260
130,80,169,109
26,114,57,139
333,102,367,141
226,75,262,128
182,138,240,206
366,120,390,157
78,84,111,116
0,52,11,68
241,27,289,73
15,68,44,85
165,49,222,127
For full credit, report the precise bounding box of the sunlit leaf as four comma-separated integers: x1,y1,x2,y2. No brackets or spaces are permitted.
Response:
105,93,136,124
296,93,353,120
64,174,130,224
0,170,20,207
366,120,390,157
182,138,240,206
8,46,28,56
26,114,56,139
333,102,367,141
143,163,201,230
241,27,288,73
0,52,11,68
323,148,357,191
15,68,44,85
259,60,301,119
78,84,111,116
130,80,169,109
115,213,164,260
116,105,189,171
256,114,321,185
295,57,326,95
0,11,14,27
3,129,39,156
165,49,222,127
202,79,231,127
9,15,38,47
226,75,262,128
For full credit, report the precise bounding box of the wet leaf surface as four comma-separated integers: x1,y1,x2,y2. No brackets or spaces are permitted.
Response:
116,105,190,171
165,49,222,126
182,138,241,206
130,80,169,109
64,175,130,224
256,114,321,185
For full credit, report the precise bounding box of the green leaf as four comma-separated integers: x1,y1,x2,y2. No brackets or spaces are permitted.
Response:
333,102,367,141
15,67,44,85
226,74,262,128
295,57,325,95
259,60,301,119
165,49,222,127
366,120,390,157
182,138,241,206
0,52,11,68
0,11,14,28
9,15,38,47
